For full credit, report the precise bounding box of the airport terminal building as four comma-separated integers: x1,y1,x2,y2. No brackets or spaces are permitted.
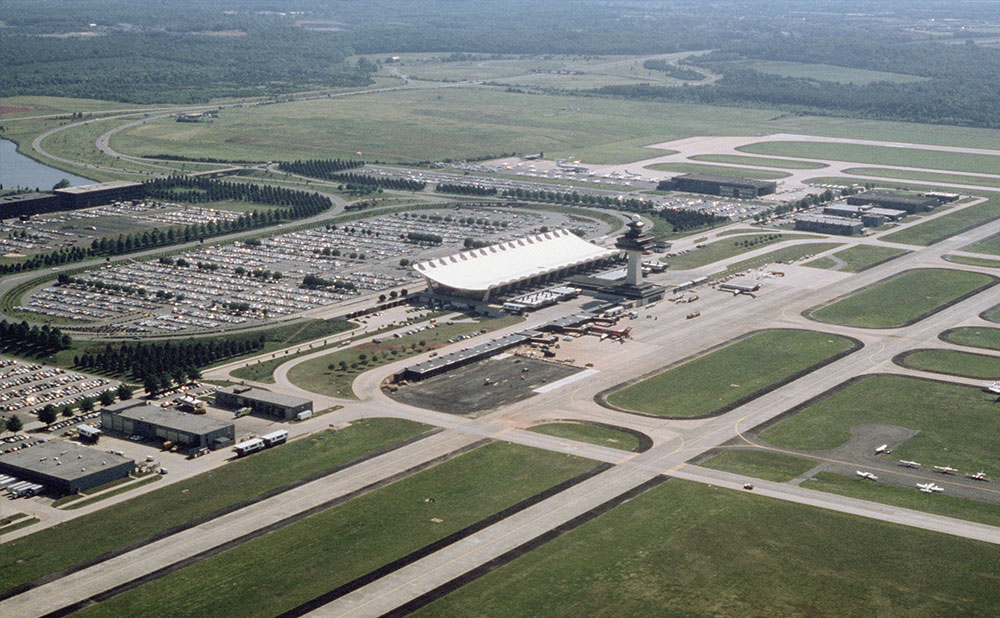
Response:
413,229,621,302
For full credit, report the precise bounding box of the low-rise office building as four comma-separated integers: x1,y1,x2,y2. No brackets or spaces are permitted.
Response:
215,386,312,421
659,174,777,198
101,405,235,449
846,191,938,213
794,215,863,236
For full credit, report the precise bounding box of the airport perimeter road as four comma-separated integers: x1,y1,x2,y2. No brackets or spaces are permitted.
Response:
0,431,483,618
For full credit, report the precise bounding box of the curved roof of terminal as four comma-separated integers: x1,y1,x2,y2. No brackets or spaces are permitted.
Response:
413,229,619,293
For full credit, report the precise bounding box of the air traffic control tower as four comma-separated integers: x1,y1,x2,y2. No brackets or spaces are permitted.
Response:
613,215,665,305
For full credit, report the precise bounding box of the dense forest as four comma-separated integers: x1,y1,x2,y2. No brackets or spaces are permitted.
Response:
2,0,998,126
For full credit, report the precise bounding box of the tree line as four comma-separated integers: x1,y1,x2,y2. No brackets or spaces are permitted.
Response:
75,335,265,391
277,158,366,177
0,320,72,356
145,176,332,210
329,173,426,192
642,59,703,81
435,183,498,196
500,187,726,231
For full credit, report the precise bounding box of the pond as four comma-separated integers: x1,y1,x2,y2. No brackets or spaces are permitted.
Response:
0,138,94,191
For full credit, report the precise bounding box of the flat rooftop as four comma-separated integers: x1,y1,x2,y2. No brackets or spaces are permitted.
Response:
115,405,233,434
0,192,59,204
54,180,142,195
218,386,310,408
0,440,133,481
673,173,776,189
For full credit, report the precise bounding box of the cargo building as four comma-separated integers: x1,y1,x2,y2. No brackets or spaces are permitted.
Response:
846,191,938,213
215,386,312,421
101,405,235,449
659,174,777,198
0,441,134,494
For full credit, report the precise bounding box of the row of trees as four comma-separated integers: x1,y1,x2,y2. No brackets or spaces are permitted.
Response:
277,158,366,177
330,173,426,192
302,274,357,290
435,183,498,196
145,176,332,210
642,59,703,81
0,320,72,355
75,336,264,385
500,187,726,231
406,231,443,244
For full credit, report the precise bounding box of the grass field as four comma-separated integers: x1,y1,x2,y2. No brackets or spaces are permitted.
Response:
895,348,1000,379
740,141,1000,175
740,60,927,84
96,88,1000,167
527,422,640,452
964,228,1000,256
647,162,790,180
842,167,1000,189
0,418,428,592
940,326,1000,350
413,479,1000,617
667,233,815,270
699,449,816,482
287,315,524,399
605,329,857,418
717,242,843,277
690,154,827,169
882,195,1000,246
76,442,597,618
802,472,1000,528
944,254,1000,269
809,268,994,328
759,375,1000,473
804,244,909,272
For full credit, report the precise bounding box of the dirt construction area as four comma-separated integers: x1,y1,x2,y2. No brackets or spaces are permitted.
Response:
386,355,581,416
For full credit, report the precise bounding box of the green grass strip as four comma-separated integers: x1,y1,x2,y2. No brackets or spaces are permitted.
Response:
605,329,857,418
699,449,817,482
803,472,1000,528
809,268,993,328
895,348,1000,380
759,375,1000,473
63,475,163,510
882,195,1000,246
412,480,1000,616
75,442,596,618
527,423,641,452
0,418,428,591
940,326,1000,350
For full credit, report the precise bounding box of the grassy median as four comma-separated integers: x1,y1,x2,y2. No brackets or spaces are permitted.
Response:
606,329,857,418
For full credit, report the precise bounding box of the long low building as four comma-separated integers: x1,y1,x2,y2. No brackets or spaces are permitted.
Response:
1,181,145,219
659,173,777,198
794,215,863,236
215,385,312,421
414,229,620,302
823,204,907,221
846,190,938,213
101,405,235,449
0,441,134,494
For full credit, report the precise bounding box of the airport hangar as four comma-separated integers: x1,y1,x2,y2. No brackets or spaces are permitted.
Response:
215,385,313,421
658,173,777,199
413,228,622,303
0,441,134,494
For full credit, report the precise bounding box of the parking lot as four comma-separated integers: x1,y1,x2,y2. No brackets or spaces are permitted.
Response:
17,208,571,335
0,356,117,421
0,200,244,257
